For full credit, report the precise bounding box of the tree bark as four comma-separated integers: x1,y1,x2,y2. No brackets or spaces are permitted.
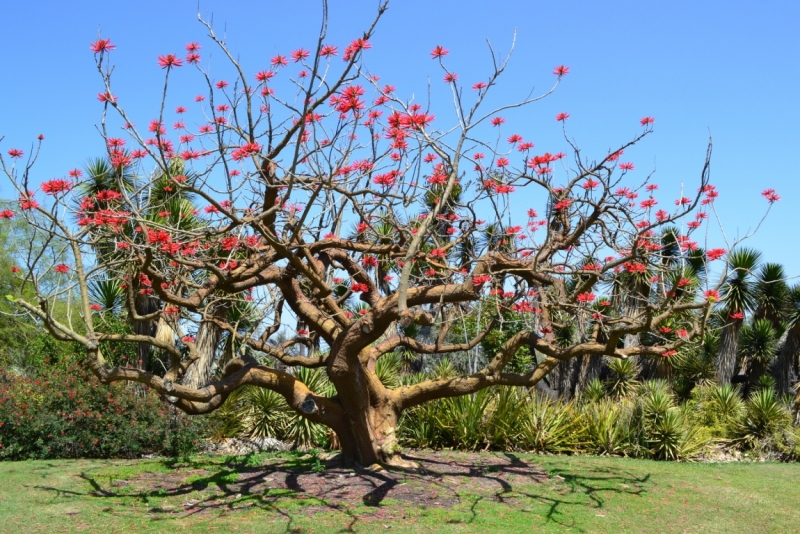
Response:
183,303,228,388
772,323,800,396
716,320,742,385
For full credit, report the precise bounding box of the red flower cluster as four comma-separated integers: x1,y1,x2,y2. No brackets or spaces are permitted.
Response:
430,45,449,59
231,142,262,161
472,274,491,286
158,54,183,69
90,38,115,53
330,85,365,115
54,264,70,274
343,38,371,61
350,282,369,293
552,65,570,77
761,188,780,203
373,170,401,187
361,255,378,268
41,179,73,195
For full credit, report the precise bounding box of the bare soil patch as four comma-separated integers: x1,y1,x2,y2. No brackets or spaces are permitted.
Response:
101,450,549,517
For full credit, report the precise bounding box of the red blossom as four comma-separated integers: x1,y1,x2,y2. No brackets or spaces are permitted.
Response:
761,188,780,203
552,65,570,77
343,38,371,61
443,72,458,83
54,264,70,274
255,70,275,82
157,54,183,69
271,55,288,67
704,289,720,302
576,292,596,303
640,116,655,126
582,179,599,190
619,162,634,170
490,116,505,127
430,45,449,59
0,209,14,219
350,282,369,293
231,142,262,161
706,248,726,261
7,149,23,158
182,336,196,343
556,112,569,121
554,199,572,211
41,179,73,195
320,44,338,57
472,81,487,91
729,311,744,320
90,38,115,53
291,48,310,62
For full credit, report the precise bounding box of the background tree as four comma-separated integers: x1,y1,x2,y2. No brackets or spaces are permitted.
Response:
0,1,778,467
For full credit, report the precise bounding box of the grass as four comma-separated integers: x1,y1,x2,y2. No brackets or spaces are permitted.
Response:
1,451,798,533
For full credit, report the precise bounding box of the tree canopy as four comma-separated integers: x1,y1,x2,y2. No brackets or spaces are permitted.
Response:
0,0,780,467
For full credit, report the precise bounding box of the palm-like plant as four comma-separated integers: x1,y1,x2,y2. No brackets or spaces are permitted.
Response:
739,319,779,388
87,277,125,314
753,263,790,326
716,248,761,384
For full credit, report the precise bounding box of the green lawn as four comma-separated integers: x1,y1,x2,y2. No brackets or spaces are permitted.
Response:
0,451,797,533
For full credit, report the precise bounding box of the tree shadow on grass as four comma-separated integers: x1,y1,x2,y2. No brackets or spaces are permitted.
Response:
32,451,652,533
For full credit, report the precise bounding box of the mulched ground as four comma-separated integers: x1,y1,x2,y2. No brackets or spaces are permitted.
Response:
100,451,550,517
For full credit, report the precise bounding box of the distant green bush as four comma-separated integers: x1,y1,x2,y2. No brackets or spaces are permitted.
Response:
0,362,203,460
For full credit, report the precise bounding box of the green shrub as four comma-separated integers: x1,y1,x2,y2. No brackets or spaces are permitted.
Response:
519,395,587,453
0,365,202,460
735,388,791,444
212,367,331,449
582,399,635,456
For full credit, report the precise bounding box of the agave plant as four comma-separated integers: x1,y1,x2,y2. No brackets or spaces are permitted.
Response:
647,408,705,460
375,352,402,389
606,357,641,398
583,399,634,456
582,378,607,403
736,387,791,444
520,395,587,453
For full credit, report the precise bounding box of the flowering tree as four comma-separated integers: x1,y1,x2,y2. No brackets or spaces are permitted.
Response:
0,1,779,467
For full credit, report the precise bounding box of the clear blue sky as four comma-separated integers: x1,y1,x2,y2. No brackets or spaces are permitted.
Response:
1,0,798,276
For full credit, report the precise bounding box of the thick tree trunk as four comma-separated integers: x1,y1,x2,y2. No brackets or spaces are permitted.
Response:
772,323,800,396
716,320,743,385
332,401,403,468
133,294,159,371
183,303,229,388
